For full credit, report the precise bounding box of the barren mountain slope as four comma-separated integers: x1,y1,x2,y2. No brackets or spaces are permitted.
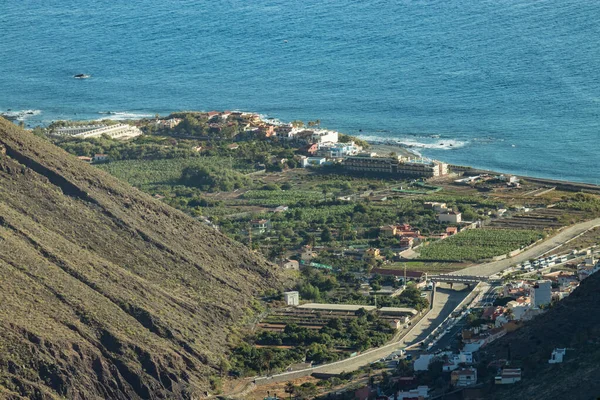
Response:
0,118,282,399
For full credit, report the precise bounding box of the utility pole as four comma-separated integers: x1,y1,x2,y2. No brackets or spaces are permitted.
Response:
248,222,252,250
404,263,407,289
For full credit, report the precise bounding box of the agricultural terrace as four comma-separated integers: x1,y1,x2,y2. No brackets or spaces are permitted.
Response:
418,228,545,262
241,189,325,206
98,157,254,189
231,311,394,376
489,208,589,230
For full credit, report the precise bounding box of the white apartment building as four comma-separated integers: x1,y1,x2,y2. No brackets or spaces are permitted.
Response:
55,123,142,139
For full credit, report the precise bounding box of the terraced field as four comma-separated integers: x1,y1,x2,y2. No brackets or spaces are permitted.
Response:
489,208,587,229
259,308,364,331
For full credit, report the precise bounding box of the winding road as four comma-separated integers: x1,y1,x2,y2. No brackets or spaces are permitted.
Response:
454,217,600,277
238,217,600,396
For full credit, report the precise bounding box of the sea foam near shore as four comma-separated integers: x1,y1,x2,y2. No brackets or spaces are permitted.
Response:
97,111,155,120
360,135,469,156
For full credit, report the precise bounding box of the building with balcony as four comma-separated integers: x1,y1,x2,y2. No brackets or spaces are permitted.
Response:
317,141,362,158
343,154,448,178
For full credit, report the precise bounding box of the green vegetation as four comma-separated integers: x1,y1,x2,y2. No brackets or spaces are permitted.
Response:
168,112,240,138
557,193,600,213
339,133,369,149
231,313,394,376
295,268,429,311
9,114,600,398
241,189,324,206
419,228,544,262
55,135,202,160
180,164,250,192
98,156,251,187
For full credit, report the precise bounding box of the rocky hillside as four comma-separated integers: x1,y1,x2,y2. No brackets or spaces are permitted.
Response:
484,271,600,400
0,118,282,399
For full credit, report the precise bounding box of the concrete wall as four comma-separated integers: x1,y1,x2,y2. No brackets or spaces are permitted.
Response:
508,249,522,257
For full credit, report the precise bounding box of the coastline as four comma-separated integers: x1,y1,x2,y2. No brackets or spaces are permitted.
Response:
367,142,421,159
9,109,600,189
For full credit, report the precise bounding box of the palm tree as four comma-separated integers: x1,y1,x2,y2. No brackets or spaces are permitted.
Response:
285,382,295,399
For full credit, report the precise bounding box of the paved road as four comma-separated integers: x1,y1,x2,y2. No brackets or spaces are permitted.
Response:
253,285,470,384
454,217,600,277
478,283,499,307
429,318,465,353
400,285,468,347
321,284,469,374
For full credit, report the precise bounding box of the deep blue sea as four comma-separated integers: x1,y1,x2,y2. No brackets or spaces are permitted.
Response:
1,0,599,183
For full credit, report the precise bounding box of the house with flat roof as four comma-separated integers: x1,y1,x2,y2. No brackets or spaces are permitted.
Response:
549,348,567,364
438,211,462,224
400,236,415,249
282,259,299,270
451,368,477,387
395,386,429,400
446,226,458,236
317,141,359,157
302,157,327,168
424,202,448,212
495,368,521,384
93,154,109,163
250,219,271,233
283,291,300,306
380,225,398,237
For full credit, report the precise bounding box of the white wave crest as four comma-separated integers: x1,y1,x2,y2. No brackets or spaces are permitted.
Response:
0,109,42,121
359,135,468,151
97,111,154,120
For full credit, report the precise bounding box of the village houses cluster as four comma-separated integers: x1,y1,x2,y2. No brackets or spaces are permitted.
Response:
405,251,600,397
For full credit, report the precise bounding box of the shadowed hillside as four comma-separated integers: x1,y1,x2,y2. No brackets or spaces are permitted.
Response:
0,118,282,399
484,271,600,400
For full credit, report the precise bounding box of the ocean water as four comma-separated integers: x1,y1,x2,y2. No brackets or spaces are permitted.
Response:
1,0,599,183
